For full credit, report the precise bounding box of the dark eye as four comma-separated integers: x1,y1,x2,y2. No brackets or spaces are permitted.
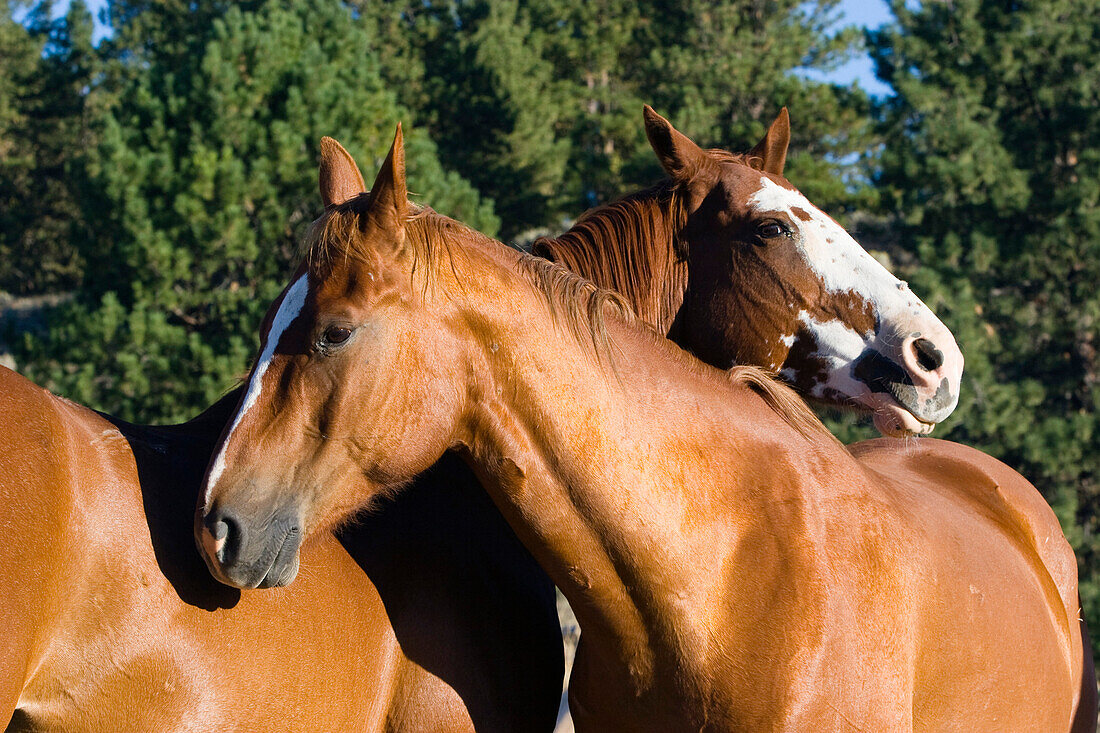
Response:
322,325,353,346
757,221,786,240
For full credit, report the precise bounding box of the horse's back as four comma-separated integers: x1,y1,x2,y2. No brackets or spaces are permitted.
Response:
851,437,1082,730
0,369,446,732
851,437,1078,629
0,367,103,716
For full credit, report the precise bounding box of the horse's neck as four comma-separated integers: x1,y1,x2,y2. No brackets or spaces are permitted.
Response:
455,252,798,688
534,185,688,334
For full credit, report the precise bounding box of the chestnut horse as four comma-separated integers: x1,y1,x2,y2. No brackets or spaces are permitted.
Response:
0,110,967,731
198,128,1090,731
1,369,547,731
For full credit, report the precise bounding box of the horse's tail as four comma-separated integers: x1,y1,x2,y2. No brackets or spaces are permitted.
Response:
1071,596,1098,733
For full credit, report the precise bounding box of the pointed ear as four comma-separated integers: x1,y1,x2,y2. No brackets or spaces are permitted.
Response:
643,105,714,182
747,108,790,176
364,124,408,240
319,137,366,207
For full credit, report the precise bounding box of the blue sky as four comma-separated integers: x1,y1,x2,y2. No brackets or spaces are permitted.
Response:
820,0,894,96
58,0,896,96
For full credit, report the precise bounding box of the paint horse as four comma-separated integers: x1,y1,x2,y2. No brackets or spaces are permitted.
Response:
536,106,963,437
198,127,1090,732
0,110,965,731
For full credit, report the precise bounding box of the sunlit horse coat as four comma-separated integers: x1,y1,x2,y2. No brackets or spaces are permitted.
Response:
199,127,1092,732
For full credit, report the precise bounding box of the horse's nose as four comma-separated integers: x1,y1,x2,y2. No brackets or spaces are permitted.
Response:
911,337,945,372
199,508,241,569
900,334,948,388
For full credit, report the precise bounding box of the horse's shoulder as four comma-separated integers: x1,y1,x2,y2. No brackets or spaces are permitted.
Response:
0,365,140,508
1,366,83,461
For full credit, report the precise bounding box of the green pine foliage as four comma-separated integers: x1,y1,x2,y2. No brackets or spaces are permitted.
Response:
14,0,496,422
365,0,875,239
0,0,96,294
0,4,40,197
616,0,877,213
356,0,570,238
869,0,1100,647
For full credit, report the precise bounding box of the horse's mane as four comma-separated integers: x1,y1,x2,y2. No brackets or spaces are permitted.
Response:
302,193,633,364
515,253,635,363
303,192,452,285
302,188,834,446
727,365,841,447
532,151,757,332
707,149,759,168
532,180,687,331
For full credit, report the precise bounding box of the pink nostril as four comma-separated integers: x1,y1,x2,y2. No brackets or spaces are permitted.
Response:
201,512,237,566
911,337,944,372
211,519,229,555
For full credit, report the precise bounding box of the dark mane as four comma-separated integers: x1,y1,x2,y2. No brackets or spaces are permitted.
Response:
531,151,757,333
532,180,688,332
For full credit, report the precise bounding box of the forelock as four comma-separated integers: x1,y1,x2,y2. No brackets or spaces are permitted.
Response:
301,194,451,286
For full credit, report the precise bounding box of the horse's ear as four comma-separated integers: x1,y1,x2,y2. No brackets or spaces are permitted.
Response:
319,137,366,208
643,105,713,182
365,123,408,241
747,108,790,176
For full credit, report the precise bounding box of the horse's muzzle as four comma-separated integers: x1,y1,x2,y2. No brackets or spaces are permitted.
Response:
852,341,959,426
197,505,303,589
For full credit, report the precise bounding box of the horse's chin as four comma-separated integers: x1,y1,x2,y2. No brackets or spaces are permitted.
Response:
871,400,936,438
257,552,301,589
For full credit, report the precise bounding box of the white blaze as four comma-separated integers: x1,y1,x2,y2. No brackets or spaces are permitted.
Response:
747,177,919,308
203,275,310,501
747,175,960,423
791,310,870,401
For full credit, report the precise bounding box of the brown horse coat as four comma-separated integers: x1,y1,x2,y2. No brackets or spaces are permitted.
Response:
1,366,559,731
198,129,1088,731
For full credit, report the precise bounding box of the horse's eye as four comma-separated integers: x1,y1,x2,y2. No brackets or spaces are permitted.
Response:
757,221,786,240
322,326,353,346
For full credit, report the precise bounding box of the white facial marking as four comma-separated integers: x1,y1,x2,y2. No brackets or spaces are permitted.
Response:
779,334,795,348
748,177,908,304
749,175,964,425
794,310,870,400
204,275,310,501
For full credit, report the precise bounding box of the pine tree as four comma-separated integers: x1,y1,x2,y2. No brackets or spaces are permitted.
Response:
868,0,1100,645
636,0,875,210
16,0,497,421
0,3,39,156
356,0,569,238
0,0,96,294
368,0,876,238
